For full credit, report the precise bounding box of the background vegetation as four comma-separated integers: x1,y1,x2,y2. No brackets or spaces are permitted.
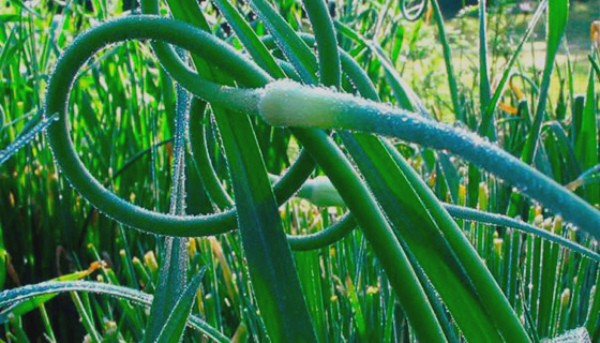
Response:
0,0,598,341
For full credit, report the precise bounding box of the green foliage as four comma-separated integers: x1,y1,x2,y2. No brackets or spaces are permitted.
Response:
0,0,598,341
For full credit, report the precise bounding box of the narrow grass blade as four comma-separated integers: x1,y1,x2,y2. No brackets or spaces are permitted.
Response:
590,54,600,80
479,0,547,138
0,222,5,290
249,0,318,82
0,113,57,166
574,69,598,205
211,0,285,78
537,220,560,338
430,0,463,121
334,22,426,114
478,0,492,138
521,0,569,164
145,84,190,342
70,292,101,343
342,134,503,341
567,164,600,192
0,281,228,343
543,121,580,183
586,271,600,340
165,0,210,29
154,269,206,343
0,263,102,323
344,274,367,341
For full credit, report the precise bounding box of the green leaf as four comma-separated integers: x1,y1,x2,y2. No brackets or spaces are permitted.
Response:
546,0,569,63
214,108,317,342
249,0,318,82
0,113,58,167
154,269,206,343
302,0,341,86
211,0,285,78
478,0,492,137
149,1,317,339
0,263,102,323
574,69,598,205
0,222,5,290
430,0,463,122
292,129,447,343
521,0,569,164
334,22,426,114
144,84,190,342
344,274,366,341
313,39,521,338
342,134,521,341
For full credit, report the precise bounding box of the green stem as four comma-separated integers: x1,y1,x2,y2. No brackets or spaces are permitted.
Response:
45,16,259,236
45,15,308,240
302,0,341,86
293,129,447,343
257,80,600,237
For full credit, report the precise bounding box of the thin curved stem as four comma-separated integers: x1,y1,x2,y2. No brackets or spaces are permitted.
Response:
444,204,599,261
188,99,234,209
46,16,259,237
287,213,355,251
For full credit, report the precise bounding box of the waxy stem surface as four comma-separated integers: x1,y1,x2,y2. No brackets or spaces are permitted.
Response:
257,80,600,238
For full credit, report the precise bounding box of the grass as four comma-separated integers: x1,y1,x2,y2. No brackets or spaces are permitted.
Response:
398,1,597,112
0,0,598,342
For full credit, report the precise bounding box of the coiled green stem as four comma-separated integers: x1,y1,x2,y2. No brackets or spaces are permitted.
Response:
45,16,312,244
45,16,262,237
44,15,361,251
46,15,599,241
42,13,598,342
